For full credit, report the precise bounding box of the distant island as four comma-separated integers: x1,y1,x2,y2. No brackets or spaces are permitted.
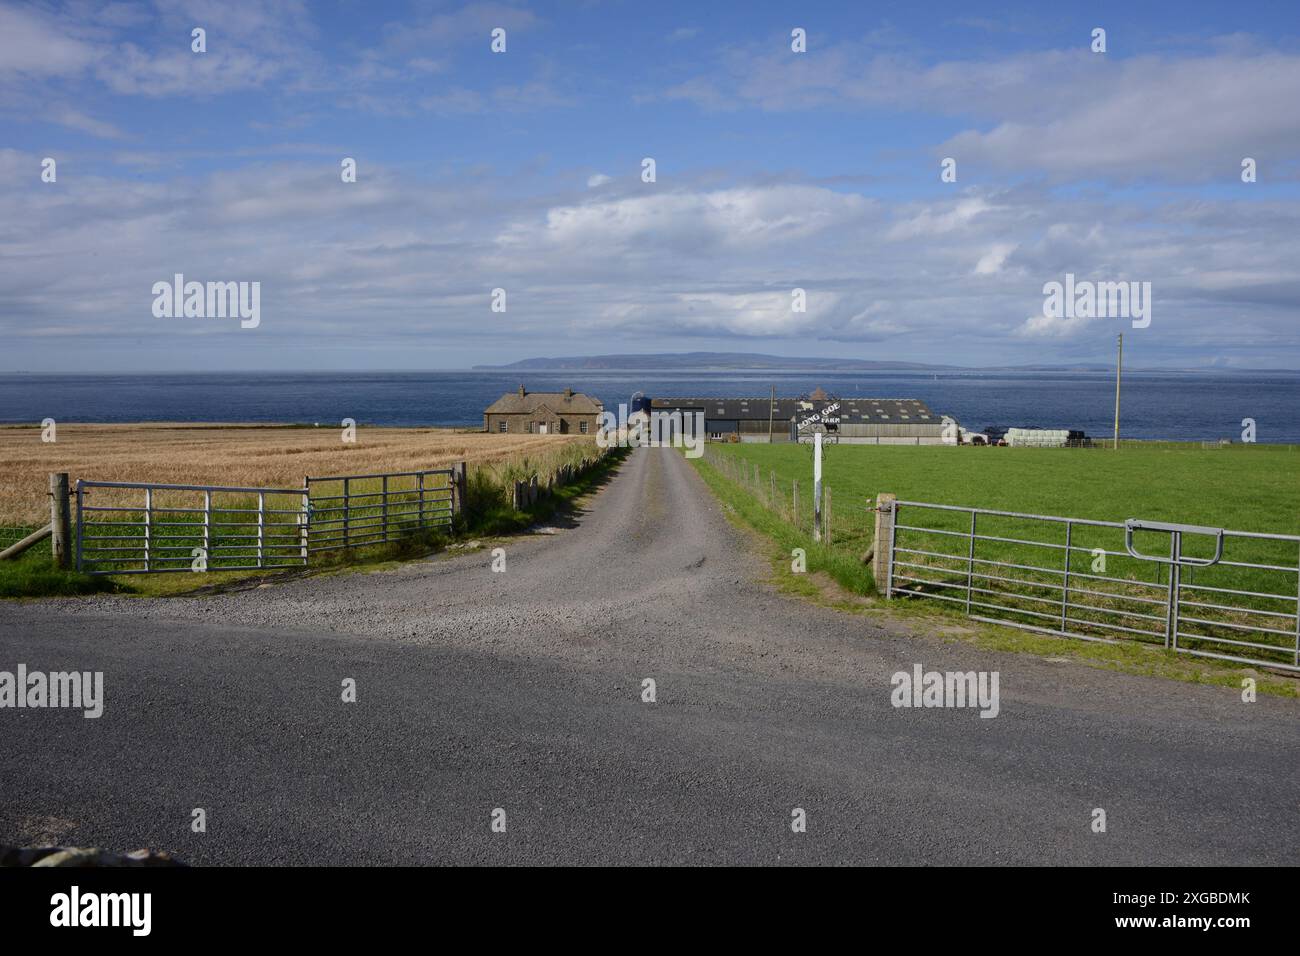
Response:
471,351,1288,374
479,352,1032,371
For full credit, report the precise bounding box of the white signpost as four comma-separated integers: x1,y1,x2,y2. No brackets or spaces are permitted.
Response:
797,399,839,544
813,429,823,542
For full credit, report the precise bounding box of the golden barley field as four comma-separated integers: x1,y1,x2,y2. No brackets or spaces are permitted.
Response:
0,423,594,526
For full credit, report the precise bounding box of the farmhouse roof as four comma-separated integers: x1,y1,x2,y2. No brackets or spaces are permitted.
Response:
485,387,604,415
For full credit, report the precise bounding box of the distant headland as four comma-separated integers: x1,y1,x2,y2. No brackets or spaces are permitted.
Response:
471,352,1293,374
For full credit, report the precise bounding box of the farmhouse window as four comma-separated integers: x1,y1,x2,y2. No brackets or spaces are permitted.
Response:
499,421,508,433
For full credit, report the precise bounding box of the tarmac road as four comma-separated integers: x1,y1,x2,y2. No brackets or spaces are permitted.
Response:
1,447,1296,865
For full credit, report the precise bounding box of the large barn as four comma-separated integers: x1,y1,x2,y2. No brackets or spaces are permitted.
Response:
649,391,949,444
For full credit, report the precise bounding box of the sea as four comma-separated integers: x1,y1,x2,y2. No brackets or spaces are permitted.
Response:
1,370,1298,443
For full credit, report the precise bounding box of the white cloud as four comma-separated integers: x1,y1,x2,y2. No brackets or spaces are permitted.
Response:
888,197,993,240
973,243,1017,276
500,185,874,255
660,39,1300,180
49,106,125,139
0,6,101,76
1,154,1298,367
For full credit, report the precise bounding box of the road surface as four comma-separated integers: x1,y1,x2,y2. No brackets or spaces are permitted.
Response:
1,448,1296,865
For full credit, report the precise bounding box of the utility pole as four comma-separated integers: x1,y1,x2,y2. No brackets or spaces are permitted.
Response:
1113,333,1123,450
759,385,769,444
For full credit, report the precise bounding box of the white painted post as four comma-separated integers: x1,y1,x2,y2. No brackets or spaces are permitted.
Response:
813,430,823,542
299,485,309,564
144,487,152,572
75,482,84,571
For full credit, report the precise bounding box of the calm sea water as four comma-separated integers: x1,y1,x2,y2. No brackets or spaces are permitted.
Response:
1,370,1297,442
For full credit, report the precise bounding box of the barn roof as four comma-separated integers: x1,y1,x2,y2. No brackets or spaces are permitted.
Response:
649,397,941,424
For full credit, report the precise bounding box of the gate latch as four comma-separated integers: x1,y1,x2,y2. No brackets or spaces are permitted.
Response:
1124,518,1225,567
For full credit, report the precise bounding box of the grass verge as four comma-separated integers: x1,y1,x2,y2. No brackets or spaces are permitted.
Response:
689,450,1299,698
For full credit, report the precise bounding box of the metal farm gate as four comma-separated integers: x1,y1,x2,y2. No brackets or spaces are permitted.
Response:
885,500,1300,672
303,467,456,554
75,466,461,574
76,480,309,574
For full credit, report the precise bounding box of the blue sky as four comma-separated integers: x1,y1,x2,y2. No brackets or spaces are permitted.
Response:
2,0,1299,370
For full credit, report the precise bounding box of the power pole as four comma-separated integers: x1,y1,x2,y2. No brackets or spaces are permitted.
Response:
759,385,769,444
1113,333,1123,450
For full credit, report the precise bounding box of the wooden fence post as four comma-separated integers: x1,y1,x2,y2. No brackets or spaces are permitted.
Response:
453,461,467,517
825,486,832,546
874,493,896,595
49,473,71,569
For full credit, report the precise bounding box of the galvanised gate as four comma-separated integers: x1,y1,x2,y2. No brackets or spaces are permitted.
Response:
75,466,460,574
885,500,1300,672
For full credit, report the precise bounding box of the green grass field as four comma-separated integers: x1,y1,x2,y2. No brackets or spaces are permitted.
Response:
705,442,1300,536
696,442,1300,671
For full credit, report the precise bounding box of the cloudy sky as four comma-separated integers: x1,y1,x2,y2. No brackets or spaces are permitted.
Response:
2,0,1299,371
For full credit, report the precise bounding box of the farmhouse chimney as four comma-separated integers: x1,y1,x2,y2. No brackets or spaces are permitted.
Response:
564,387,573,400
518,384,526,398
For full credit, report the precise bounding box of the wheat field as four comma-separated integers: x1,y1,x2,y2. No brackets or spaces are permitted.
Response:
0,423,594,525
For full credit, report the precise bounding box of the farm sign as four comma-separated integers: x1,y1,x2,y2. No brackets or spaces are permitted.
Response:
797,401,840,431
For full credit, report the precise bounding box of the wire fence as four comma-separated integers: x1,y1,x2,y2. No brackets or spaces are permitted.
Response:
0,526,38,553
700,445,871,549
